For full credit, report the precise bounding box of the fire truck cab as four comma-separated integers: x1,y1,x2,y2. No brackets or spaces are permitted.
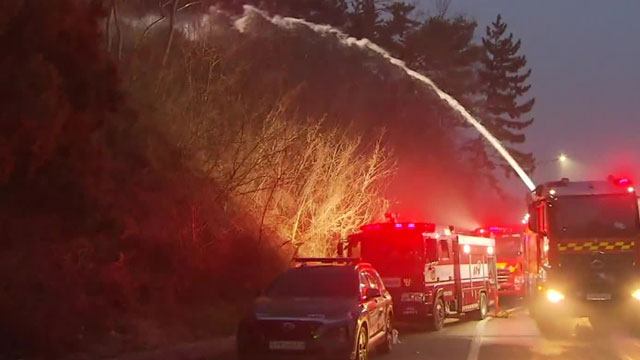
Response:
343,220,497,330
527,177,640,333
476,226,532,298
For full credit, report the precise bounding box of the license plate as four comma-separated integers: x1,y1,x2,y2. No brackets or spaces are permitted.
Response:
269,341,305,351
587,293,611,301
403,306,417,315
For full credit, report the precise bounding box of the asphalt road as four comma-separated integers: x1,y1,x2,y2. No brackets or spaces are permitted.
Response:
380,304,640,360
214,301,640,360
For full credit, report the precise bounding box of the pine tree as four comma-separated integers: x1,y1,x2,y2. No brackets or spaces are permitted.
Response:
404,16,482,112
347,0,380,40
479,14,535,175
377,2,418,55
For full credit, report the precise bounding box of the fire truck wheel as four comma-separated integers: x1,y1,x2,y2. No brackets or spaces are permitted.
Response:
471,292,488,321
430,297,445,331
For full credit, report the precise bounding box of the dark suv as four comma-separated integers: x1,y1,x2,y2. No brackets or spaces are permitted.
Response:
237,258,394,360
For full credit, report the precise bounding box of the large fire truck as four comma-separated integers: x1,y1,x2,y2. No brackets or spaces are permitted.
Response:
475,226,535,298
526,176,640,332
341,219,498,330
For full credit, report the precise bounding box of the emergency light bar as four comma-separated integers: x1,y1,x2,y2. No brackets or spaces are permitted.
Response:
476,226,522,236
457,235,495,247
360,222,436,232
608,175,633,186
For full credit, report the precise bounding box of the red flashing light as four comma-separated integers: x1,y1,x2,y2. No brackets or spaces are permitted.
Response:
609,176,633,186
489,226,501,231
360,222,436,232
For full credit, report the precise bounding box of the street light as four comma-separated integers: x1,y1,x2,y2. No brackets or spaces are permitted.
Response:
536,153,568,167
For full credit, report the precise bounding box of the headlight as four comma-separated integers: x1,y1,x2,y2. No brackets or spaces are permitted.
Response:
401,292,425,302
632,289,640,301
546,289,565,303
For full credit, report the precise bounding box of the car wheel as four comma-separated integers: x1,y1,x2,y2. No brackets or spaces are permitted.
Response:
378,314,393,353
355,326,368,360
430,297,445,331
471,292,488,321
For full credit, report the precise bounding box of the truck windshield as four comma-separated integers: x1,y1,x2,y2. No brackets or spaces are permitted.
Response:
495,235,522,256
549,194,640,238
359,231,424,275
265,267,358,298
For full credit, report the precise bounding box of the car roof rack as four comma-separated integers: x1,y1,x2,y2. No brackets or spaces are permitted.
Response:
292,257,361,266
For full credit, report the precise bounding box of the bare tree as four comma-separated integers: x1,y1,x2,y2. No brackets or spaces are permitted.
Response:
112,0,123,61
124,24,395,259
161,0,180,67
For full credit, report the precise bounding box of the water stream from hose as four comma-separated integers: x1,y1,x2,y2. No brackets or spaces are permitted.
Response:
235,6,536,191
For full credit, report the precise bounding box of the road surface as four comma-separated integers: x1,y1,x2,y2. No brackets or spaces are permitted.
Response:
213,302,640,360
380,305,640,360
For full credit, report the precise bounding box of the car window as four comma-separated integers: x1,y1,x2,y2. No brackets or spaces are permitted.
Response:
366,269,385,291
439,239,450,260
364,272,378,289
359,271,371,297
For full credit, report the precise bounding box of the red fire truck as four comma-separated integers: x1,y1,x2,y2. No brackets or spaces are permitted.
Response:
341,220,498,330
475,226,532,298
526,176,640,333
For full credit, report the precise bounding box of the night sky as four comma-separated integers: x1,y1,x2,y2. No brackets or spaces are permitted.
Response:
420,0,640,193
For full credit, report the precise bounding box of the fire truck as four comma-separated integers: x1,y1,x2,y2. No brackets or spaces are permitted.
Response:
341,219,498,330
526,176,640,333
475,226,535,298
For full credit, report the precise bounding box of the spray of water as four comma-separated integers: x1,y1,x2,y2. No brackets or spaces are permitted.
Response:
235,5,536,191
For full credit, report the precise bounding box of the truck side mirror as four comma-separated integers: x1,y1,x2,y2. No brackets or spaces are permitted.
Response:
528,204,539,233
365,288,381,299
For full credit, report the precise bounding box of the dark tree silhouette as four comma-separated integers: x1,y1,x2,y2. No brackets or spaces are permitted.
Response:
479,14,536,175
